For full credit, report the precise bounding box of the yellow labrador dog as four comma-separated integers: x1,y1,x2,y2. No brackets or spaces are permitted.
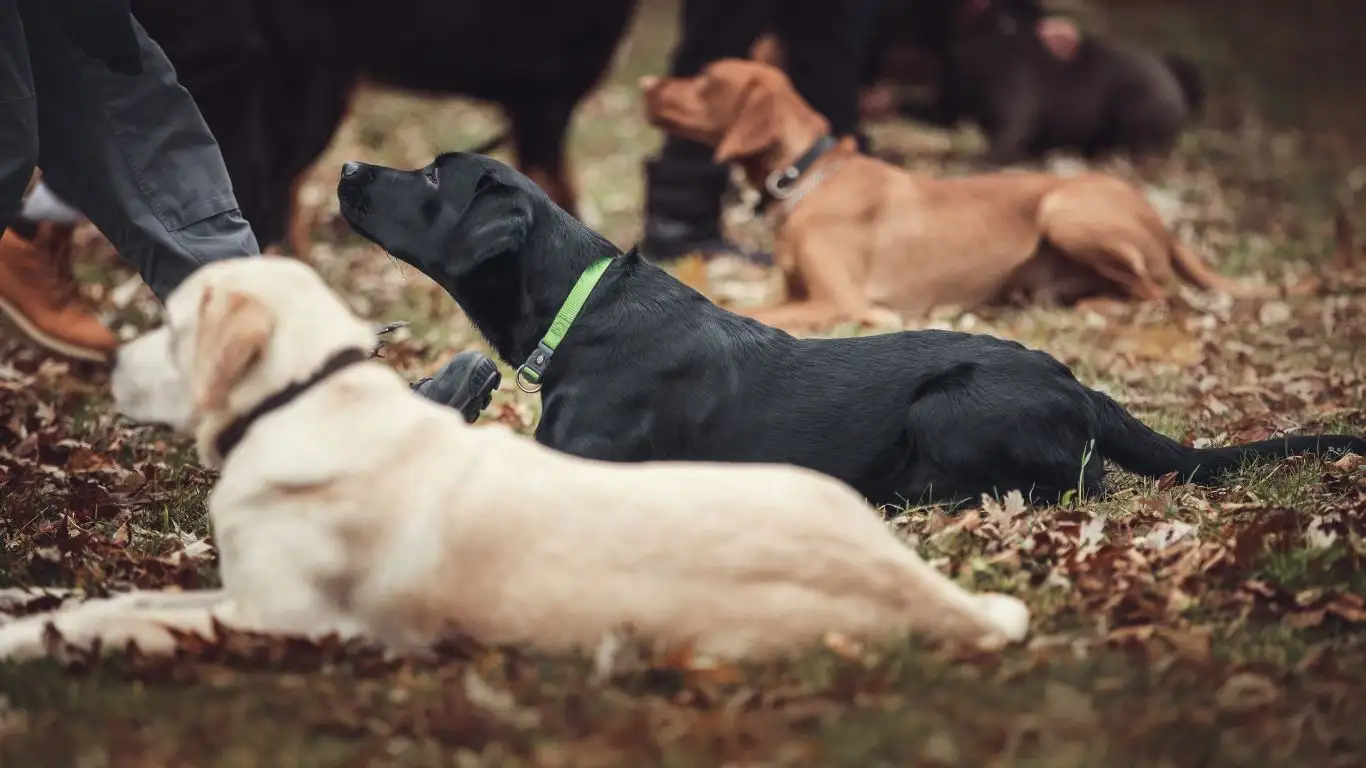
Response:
0,257,1028,662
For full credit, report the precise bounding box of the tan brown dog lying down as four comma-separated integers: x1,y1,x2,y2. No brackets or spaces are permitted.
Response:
0,257,1029,663
640,59,1261,331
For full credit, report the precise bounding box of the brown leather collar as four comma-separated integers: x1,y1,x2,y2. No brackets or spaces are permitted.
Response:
213,347,371,460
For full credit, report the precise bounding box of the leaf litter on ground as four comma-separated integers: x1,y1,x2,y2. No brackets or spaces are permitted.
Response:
4,5,1366,762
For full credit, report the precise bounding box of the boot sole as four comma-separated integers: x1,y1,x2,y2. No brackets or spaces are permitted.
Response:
0,295,111,364
459,360,502,424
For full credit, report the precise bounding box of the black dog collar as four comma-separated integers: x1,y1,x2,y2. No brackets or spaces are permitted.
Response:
755,134,839,215
213,346,371,460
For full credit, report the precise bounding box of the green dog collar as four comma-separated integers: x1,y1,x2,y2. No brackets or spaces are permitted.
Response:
515,256,613,393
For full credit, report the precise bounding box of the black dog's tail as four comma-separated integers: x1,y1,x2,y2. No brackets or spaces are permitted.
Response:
1092,392,1365,484
1163,54,1205,118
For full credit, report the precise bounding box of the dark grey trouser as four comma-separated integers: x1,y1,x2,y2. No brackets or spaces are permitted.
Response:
0,0,257,302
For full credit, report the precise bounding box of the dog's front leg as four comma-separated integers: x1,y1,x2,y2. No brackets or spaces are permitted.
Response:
0,589,237,662
742,228,895,332
741,300,904,333
741,300,854,332
978,85,1041,167
981,126,1034,167
100,588,233,612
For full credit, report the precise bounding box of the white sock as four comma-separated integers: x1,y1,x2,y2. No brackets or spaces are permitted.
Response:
20,181,85,225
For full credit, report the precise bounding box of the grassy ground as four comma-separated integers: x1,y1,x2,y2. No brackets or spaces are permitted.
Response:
3,0,1366,765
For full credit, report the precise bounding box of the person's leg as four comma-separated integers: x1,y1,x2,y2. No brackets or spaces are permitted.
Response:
21,5,258,303
0,0,38,231
131,0,277,247
0,1,120,362
639,0,775,264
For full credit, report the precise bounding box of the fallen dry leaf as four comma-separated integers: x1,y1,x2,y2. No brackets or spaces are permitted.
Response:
1215,672,1280,712
1144,520,1196,551
5,28,1366,765
1111,325,1206,366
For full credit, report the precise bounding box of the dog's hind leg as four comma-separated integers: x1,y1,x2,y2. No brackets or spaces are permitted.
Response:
1036,190,1171,301
884,547,1031,644
742,227,892,331
899,372,1110,508
510,100,579,217
286,173,314,260
274,71,358,258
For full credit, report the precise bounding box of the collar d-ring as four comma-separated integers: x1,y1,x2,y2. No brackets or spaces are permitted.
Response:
514,364,543,394
756,134,838,214
765,166,801,199
514,256,614,395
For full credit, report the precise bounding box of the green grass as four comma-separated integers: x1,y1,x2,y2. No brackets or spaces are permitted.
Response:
2,0,1366,764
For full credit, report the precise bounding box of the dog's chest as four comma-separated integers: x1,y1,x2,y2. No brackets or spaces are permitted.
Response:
213,505,361,612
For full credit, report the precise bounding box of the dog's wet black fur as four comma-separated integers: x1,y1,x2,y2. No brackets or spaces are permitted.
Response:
338,154,1365,508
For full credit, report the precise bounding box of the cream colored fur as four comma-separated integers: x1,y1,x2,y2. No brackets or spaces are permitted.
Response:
0,257,1029,662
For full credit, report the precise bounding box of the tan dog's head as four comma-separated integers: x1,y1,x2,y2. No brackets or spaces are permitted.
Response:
639,59,829,166
111,256,377,465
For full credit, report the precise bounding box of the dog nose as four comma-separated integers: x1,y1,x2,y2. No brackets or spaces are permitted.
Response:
340,161,364,179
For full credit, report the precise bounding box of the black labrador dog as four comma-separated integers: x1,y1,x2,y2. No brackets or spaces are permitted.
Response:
337,154,1364,508
868,0,1203,164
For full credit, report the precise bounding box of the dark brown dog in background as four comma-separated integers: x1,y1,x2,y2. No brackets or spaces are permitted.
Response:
859,0,1204,165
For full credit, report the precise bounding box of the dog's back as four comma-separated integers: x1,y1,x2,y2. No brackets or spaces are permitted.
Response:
256,0,636,100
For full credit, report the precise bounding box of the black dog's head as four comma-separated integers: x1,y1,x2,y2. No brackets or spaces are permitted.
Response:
336,152,544,291
336,152,622,364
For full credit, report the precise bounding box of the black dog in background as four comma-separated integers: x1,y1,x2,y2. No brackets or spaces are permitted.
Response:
865,0,1204,164
336,153,1365,509
131,0,638,249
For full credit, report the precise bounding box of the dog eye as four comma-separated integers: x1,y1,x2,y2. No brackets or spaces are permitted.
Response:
424,167,439,186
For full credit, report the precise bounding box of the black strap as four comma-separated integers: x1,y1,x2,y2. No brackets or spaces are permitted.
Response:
213,347,371,460
754,134,839,215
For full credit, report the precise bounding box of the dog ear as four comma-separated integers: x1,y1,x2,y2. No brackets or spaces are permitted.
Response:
714,82,780,164
444,175,534,279
191,286,276,412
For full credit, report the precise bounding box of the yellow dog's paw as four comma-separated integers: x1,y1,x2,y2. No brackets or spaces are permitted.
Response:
977,593,1031,643
0,615,52,662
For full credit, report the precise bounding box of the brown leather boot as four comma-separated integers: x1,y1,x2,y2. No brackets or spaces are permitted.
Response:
0,221,117,363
